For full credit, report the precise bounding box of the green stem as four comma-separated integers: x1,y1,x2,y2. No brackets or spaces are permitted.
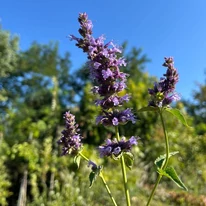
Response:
115,127,131,206
159,110,170,170
146,174,162,206
79,152,89,162
79,152,118,206
99,172,118,206
146,109,170,206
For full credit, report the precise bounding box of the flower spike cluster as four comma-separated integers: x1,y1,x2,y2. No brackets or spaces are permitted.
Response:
99,136,139,158
96,109,136,126
70,13,136,126
58,111,82,155
148,57,180,107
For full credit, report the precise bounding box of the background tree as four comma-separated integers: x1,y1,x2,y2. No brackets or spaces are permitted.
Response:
183,72,206,135
0,27,19,205
0,27,19,113
0,38,75,205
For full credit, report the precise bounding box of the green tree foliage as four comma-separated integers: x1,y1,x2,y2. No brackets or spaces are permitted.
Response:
183,74,206,135
2,42,74,145
0,27,19,112
0,28,19,205
0,138,11,206
120,45,158,142
0,27,19,77
0,33,75,204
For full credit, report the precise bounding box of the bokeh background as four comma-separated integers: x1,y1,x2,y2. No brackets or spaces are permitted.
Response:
0,1,206,205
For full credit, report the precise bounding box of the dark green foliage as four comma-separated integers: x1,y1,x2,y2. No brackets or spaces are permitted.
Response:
89,165,102,188
163,167,187,191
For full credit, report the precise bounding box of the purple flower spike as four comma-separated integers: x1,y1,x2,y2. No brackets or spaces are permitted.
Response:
99,136,139,158
148,57,180,107
70,13,136,126
58,111,82,155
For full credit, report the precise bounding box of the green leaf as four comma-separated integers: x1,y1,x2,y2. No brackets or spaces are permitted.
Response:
154,151,179,168
89,172,96,188
123,152,134,170
74,154,81,169
164,167,188,191
88,166,102,188
165,108,190,127
138,106,159,113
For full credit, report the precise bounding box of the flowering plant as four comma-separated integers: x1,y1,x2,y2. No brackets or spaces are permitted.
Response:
58,13,189,206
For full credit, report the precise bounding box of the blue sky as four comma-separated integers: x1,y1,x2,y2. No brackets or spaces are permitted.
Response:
1,0,206,100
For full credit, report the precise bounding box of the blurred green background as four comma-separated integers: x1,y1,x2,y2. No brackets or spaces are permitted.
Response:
0,28,206,206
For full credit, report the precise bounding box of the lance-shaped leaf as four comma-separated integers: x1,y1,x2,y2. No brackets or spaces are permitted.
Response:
158,167,188,191
89,171,96,188
165,108,190,127
138,106,159,113
89,166,102,188
154,151,179,168
123,152,134,170
74,154,81,169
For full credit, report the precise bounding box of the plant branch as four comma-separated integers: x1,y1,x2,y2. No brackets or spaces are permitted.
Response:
115,126,131,206
79,152,118,206
146,108,170,206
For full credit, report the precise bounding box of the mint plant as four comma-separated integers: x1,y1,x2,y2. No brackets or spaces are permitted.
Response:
139,57,189,205
58,12,189,206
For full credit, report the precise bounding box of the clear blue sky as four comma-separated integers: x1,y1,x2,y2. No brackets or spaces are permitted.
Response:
1,0,206,100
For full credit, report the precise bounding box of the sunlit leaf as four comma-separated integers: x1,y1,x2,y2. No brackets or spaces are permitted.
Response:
154,151,179,168
89,172,96,188
88,166,102,188
165,108,190,127
164,167,188,191
74,154,81,169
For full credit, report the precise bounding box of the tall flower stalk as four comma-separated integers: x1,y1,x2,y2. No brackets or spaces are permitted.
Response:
59,13,188,206
70,13,139,206
58,111,118,206
139,57,188,206
80,154,118,206
115,126,131,206
146,107,170,206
